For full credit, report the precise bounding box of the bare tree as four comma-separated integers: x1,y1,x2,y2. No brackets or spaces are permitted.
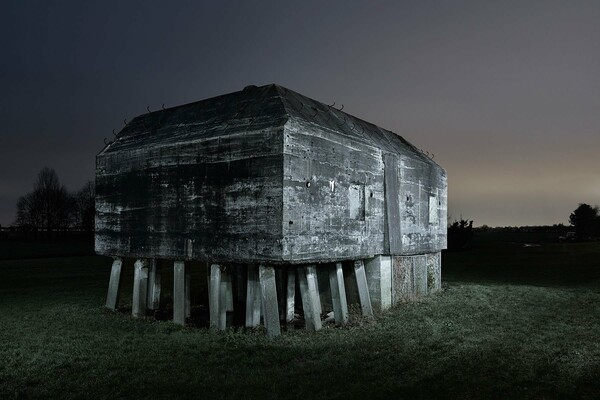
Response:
15,167,73,230
74,180,95,233
16,192,42,228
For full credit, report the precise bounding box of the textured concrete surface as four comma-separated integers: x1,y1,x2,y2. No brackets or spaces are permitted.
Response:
96,84,446,264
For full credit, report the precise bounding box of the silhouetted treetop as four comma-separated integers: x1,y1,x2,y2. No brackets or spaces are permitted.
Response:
569,203,599,238
15,168,94,231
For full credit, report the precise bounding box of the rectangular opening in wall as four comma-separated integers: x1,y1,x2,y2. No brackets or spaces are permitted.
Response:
349,184,365,221
429,194,438,225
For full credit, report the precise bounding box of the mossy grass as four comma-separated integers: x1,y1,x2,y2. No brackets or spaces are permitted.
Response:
1,233,599,399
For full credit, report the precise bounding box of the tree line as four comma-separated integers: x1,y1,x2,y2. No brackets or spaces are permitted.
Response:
14,167,95,233
447,203,600,250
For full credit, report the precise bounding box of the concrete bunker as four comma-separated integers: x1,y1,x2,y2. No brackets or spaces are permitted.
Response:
96,84,447,336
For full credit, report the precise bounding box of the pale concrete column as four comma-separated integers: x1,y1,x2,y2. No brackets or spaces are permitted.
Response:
185,265,191,318
173,261,187,325
285,268,296,323
147,259,161,311
298,265,322,331
132,259,149,318
245,265,261,327
426,252,442,293
105,257,123,310
437,252,442,287
217,266,233,330
329,262,349,325
259,264,281,337
209,264,222,330
364,255,392,312
306,265,323,320
354,260,373,317
312,267,322,316
414,255,428,296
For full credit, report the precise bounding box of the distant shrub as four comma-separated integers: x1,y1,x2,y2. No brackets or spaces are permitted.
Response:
569,203,600,239
447,218,473,250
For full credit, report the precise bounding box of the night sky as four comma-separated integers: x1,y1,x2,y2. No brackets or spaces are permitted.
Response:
2,0,599,227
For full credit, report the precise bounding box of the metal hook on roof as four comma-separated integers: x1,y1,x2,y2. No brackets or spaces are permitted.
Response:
328,101,336,108
337,115,347,127
431,153,435,159
338,104,344,111
112,129,117,137
147,106,151,113
124,118,128,126
104,137,110,145
162,104,165,110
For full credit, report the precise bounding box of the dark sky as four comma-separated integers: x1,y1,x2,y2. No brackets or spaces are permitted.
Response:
2,0,599,227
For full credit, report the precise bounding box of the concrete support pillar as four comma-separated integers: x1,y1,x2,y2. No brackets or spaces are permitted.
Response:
285,268,296,323
364,255,392,312
105,257,123,310
132,259,149,318
437,252,442,287
414,255,428,296
147,259,161,311
173,261,188,326
259,264,281,337
245,265,261,328
313,268,322,316
427,252,442,293
329,262,349,325
185,265,192,318
209,263,222,329
298,265,322,331
354,260,373,317
215,265,233,330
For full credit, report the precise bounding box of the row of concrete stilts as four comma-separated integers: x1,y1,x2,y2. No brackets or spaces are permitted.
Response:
105,258,377,337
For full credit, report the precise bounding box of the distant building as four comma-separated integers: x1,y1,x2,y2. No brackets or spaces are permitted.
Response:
96,84,447,335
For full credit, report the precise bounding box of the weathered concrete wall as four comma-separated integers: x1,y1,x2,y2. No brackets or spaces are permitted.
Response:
281,118,385,263
96,129,285,262
386,155,447,255
391,252,442,303
280,118,447,263
402,156,448,253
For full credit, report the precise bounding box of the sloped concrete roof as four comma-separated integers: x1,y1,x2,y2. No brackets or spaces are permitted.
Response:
101,84,438,168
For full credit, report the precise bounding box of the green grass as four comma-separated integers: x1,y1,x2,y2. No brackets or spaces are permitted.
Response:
0,239,93,260
1,235,599,399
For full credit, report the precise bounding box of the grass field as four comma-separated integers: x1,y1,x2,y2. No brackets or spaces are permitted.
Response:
1,234,599,399
0,238,93,260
